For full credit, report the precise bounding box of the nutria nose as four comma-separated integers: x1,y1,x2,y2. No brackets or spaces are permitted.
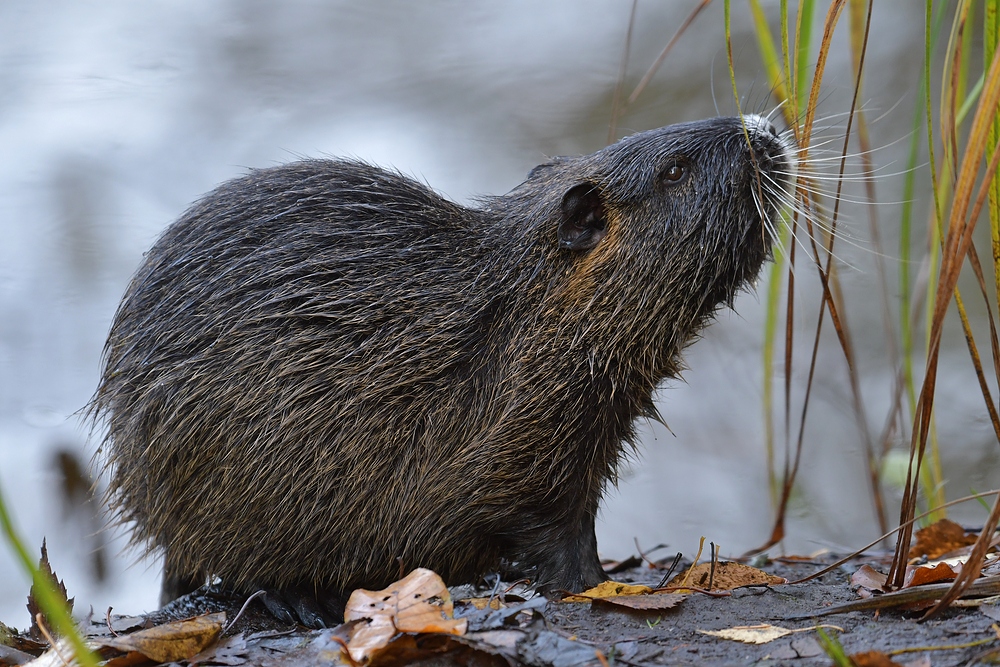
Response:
742,114,778,138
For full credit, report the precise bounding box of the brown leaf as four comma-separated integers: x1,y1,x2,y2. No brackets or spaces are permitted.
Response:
103,650,156,667
851,564,888,598
354,633,473,667
187,633,248,666
563,581,653,602
909,519,978,559
26,540,74,643
903,561,959,588
343,568,467,664
592,592,687,612
100,612,225,663
666,561,785,591
849,649,906,666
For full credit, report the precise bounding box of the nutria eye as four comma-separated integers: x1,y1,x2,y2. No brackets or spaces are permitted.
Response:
662,163,686,185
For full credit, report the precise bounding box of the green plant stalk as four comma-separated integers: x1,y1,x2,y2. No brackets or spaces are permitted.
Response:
0,480,99,667
724,0,741,113
959,0,974,103
746,0,795,507
781,0,792,120
901,0,956,522
921,0,947,521
922,0,988,518
928,49,999,526
748,0,789,107
899,86,924,421
795,0,816,118
987,0,1000,339
815,628,853,667
908,0,1000,558
763,221,793,507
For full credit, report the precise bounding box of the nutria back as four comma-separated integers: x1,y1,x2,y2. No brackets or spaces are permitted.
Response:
92,114,795,619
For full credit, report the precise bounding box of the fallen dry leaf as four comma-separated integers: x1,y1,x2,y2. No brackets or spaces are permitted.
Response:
344,632,467,667
903,561,959,588
851,564,888,598
101,612,225,663
342,568,467,664
104,649,161,667
27,541,74,643
462,597,503,611
909,518,978,560
849,649,907,666
592,592,687,612
852,561,960,612
698,624,792,644
186,633,249,666
562,580,684,612
667,561,785,591
563,581,653,602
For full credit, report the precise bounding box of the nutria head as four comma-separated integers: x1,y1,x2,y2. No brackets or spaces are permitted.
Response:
486,113,793,380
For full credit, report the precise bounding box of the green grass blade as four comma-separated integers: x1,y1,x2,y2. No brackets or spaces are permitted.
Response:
748,0,789,108
795,0,816,115
987,0,1000,321
0,481,99,667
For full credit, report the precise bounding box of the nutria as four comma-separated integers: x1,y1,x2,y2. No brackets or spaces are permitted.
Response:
91,114,796,626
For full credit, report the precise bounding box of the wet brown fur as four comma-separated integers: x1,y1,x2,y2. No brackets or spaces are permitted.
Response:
91,116,794,614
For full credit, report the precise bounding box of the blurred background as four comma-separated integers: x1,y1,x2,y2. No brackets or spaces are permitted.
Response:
1,0,993,625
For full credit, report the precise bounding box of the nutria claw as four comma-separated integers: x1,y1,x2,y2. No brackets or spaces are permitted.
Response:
257,588,334,629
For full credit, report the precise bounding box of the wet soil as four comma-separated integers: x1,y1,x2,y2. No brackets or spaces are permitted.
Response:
7,554,1000,666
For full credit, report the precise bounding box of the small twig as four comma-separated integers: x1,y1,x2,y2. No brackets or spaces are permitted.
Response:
105,606,119,637
632,539,669,567
708,542,718,591
223,590,267,634
502,578,531,595
486,574,504,608
678,537,707,590
627,0,712,105
35,614,71,667
606,0,637,144
655,553,684,589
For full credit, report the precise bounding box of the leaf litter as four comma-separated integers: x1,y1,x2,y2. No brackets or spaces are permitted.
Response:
7,542,1000,666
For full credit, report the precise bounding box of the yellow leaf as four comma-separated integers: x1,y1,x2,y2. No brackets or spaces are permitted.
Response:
698,624,792,644
101,612,224,663
564,581,653,602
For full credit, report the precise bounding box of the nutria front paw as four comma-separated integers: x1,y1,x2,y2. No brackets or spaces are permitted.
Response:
256,587,343,629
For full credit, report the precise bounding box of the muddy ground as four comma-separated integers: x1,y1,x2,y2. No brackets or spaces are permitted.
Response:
7,553,997,667
537,555,1000,665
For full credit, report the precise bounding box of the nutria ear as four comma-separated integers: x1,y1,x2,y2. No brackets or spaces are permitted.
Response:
527,156,568,179
558,183,607,251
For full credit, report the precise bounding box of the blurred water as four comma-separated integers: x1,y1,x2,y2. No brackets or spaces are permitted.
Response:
2,0,992,627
